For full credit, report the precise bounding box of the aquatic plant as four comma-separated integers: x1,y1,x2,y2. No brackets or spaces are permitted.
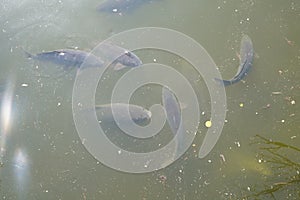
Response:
246,135,300,199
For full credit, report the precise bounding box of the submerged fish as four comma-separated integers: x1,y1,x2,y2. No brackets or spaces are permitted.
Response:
162,87,186,157
95,43,142,70
215,35,254,86
97,0,153,14
25,49,104,68
162,87,181,135
95,103,151,124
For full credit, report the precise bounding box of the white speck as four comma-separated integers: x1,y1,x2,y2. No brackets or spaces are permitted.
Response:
179,169,183,173
291,100,296,105
291,136,296,139
220,154,226,162
77,103,82,107
201,111,205,115
258,159,262,163
208,159,212,163
247,186,251,191
21,83,29,87
234,141,241,147
246,18,250,21
118,150,122,154
153,58,157,62
255,112,258,115
57,102,61,107
234,9,238,12
224,119,228,123
45,190,48,193
112,8,118,13
217,6,221,9
2,29,6,33
59,52,65,56
281,119,285,123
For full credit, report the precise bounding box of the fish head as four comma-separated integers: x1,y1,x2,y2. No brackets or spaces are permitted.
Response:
131,107,152,124
116,51,142,68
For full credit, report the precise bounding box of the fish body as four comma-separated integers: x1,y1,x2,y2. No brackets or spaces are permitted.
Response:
97,0,151,14
95,43,142,70
25,49,104,68
95,103,151,124
162,87,187,157
215,35,254,86
162,87,181,135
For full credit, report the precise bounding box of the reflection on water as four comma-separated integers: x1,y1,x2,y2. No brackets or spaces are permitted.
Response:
0,80,15,158
13,148,30,198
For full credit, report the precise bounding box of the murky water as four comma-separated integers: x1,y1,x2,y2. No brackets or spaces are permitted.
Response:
0,0,299,199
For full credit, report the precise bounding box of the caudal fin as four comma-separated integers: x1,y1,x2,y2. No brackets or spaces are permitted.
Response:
214,78,232,86
21,48,34,59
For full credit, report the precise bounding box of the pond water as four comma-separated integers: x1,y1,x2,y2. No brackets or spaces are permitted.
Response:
0,0,299,199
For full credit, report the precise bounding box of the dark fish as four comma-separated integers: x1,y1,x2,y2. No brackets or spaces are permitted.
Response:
162,87,181,135
95,43,142,70
97,0,152,14
162,87,185,156
215,35,254,86
95,103,151,124
24,49,104,68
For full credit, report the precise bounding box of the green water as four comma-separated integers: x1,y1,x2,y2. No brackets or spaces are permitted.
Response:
0,0,299,199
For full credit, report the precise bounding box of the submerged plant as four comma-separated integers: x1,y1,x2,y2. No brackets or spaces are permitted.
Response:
245,135,300,199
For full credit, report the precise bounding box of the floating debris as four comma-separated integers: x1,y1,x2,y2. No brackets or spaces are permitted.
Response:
220,154,226,162
272,91,282,95
239,103,244,108
291,100,296,105
205,120,212,128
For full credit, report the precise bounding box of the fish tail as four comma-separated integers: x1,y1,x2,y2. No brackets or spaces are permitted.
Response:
21,48,34,59
214,78,232,86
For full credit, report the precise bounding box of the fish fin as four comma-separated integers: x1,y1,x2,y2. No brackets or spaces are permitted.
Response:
113,63,127,71
22,49,34,59
214,78,232,86
95,105,104,111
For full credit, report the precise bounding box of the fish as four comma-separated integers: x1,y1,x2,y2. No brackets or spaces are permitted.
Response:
215,35,254,86
24,49,104,69
162,87,186,157
97,0,153,14
162,87,181,135
95,43,142,70
95,103,151,124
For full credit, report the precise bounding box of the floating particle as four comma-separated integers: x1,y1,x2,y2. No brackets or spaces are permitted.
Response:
291,100,296,105
205,120,212,128
220,154,226,162
239,103,244,108
21,83,29,87
272,91,282,95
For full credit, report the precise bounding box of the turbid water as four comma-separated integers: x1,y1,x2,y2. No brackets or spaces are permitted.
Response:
0,0,299,199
